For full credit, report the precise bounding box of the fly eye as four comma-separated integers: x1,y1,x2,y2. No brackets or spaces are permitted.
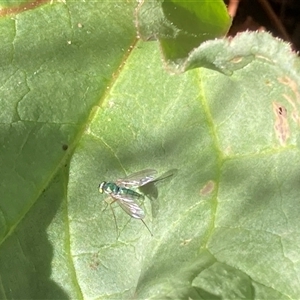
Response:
99,182,106,194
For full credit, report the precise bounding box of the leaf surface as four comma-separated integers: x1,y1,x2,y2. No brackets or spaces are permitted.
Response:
0,1,300,299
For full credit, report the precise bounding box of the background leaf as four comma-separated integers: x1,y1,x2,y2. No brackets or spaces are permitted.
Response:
136,0,231,71
1,1,300,299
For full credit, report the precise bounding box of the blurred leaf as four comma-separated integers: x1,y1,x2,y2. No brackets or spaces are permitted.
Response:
1,1,300,300
136,0,231,71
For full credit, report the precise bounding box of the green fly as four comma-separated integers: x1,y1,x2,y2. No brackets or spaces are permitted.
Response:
99,169,158,236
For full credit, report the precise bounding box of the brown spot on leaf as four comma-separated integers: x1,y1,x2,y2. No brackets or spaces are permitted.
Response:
62,144,68,151
0,0,48,16
200,180,215,196
231,57,243,64
272,102,290,146
255,55,272,63
282,94,300,126
180,239,192,246
278,76,300,104
89,253,101,270
265,79,272,86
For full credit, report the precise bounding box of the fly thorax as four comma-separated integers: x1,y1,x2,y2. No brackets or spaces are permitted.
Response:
106,182,119,194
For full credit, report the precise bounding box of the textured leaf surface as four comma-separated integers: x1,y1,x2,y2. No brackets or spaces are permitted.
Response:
1,1,300,299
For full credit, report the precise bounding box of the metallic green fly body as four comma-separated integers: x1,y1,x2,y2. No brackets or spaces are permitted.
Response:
99,169,158,236
99,182,146,219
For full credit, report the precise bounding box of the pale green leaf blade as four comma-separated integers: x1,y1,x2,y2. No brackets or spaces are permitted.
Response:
69,39,300,299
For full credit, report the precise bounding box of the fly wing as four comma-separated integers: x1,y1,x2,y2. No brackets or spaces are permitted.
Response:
116,169,157,188
110,193,145,219
152,169,177,184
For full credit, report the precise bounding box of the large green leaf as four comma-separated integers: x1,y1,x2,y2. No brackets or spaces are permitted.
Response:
1,1,300,299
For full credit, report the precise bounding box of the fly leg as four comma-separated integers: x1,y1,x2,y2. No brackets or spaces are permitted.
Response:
102,197,120,238
101,197,110,212
108,198,120,238
140,219,153,236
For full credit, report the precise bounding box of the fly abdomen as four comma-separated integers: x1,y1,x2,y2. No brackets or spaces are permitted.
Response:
119,187,144,199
